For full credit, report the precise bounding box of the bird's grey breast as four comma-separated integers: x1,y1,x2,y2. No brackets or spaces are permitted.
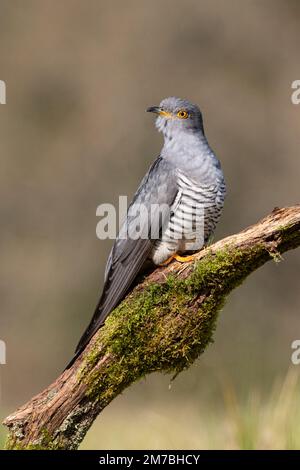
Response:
165,169,225,245
151,144,226,265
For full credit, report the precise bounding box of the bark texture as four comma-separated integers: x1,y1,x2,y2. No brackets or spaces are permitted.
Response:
3,205,300,449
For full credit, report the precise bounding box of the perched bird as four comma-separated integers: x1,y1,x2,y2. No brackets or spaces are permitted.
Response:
68,97,226,367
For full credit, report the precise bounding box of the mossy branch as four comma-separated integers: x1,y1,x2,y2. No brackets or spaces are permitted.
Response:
3,205,300,450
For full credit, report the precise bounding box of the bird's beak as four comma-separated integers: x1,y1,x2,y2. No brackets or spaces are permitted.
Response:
146,106,161,114
146,106,172,118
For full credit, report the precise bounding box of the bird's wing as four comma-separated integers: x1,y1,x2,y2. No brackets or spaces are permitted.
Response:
74,156,178,356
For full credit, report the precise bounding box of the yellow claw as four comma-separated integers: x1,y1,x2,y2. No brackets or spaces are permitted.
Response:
159,253,196,266
159,255,175,266
173,253,196,263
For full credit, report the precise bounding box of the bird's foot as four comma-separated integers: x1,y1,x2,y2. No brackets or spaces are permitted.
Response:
159,255,175,266
173,253,197,263
159,252,197,266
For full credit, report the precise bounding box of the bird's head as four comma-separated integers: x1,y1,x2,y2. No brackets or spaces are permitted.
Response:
146,97,204,139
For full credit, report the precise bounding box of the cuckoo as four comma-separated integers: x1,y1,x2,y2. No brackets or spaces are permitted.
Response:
68,97,226,367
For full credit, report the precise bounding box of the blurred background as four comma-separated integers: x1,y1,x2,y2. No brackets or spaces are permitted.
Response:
1,0,300,449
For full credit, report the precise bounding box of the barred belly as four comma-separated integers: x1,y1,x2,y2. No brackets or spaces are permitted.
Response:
151,171,225,265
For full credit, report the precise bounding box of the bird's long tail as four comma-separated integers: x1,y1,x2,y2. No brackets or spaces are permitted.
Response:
64,295,112,370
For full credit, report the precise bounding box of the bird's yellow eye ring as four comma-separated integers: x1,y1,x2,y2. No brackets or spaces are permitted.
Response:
177,109,189,119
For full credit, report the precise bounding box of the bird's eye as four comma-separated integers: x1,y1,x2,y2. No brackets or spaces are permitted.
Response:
177,109,189,119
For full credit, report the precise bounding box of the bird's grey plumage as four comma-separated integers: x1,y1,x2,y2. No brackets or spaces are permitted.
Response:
70,97,226,366
74,156,178,357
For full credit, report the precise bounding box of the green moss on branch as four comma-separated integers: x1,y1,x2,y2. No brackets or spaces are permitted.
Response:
80,246,270,401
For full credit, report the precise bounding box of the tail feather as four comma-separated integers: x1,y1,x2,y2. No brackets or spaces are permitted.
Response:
64,301,110,370
64,277,128,370
65,243,153,370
